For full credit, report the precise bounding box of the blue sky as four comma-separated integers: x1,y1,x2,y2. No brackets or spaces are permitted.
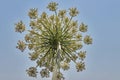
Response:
0,0,120,80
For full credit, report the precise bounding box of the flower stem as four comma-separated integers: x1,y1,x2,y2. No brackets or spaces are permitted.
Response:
52,42,61,80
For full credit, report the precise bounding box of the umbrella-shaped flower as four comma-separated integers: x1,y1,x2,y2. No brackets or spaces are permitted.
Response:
15,2,92,80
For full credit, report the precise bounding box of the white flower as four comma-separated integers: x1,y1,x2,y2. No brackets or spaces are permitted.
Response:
41,12,47,19
25,34,31,42
40,69,50,78
79,23,87,32
78,51,86,60
28,44,35,50
76,62,85,72
26,67,37,77
76,42,83,49
60,62,70,70
16,40,26,52
29,20,37,29
76,33,82,41
84,35,92,45
71,21,78,27
28,8,38,19
47,2,58,11
56,72,64,80
15,1,93,80
58,10,66,18
29,52,39,61
15,21,25,33
69,8,79,17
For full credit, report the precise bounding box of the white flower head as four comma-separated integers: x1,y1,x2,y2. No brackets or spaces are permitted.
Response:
15,1,93,80
76,62,85,72
79,23,88,32
47,2,58,11
28,8,38,19
16,40,26,52
26,67,38,77
69,8,79,17
78,51,86,60
15,21,25,33
40,69,50,78
84,35,92,45
60,61,70,70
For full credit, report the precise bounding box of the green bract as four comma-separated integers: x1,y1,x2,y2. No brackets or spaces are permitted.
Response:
15,2,92,80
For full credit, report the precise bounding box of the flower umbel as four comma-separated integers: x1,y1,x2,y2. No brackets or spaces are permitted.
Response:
29,52,39,61
79,23,88,32
16,40,26,52
15,21,25,33
76,62,85,72
84,35,92,45
69,8,79,17
15,2,93,80
56,72,65,80
60,62,70,70
40,69,50,78
29,20,37,29
78,51,86,60
28,8,38,19
47,2,58,11
26,67,38,77
58,10,66,18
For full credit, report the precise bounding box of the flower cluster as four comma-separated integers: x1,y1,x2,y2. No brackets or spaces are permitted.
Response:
15,2,93,80
29,20,37,28
76,62,85,72
40,69,50,78
26,67,38,77
69,8,79,17
76,33,82,40
15,21,25,33
79,23,88,32
28,8,38,19
41,12,47,19
60,61,70,70
78,51,86,60
25,34,31,42
47,2,58,11
56,72,65,80
29,52,39,61
84,35,92,45
58,10,66,18
16,40,26,52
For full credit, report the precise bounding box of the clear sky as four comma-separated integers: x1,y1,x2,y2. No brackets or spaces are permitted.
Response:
0,0,120,80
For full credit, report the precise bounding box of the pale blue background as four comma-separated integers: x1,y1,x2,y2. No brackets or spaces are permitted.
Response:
0,0,120,80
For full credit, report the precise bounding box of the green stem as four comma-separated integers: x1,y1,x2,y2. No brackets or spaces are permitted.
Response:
52,42,61,80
